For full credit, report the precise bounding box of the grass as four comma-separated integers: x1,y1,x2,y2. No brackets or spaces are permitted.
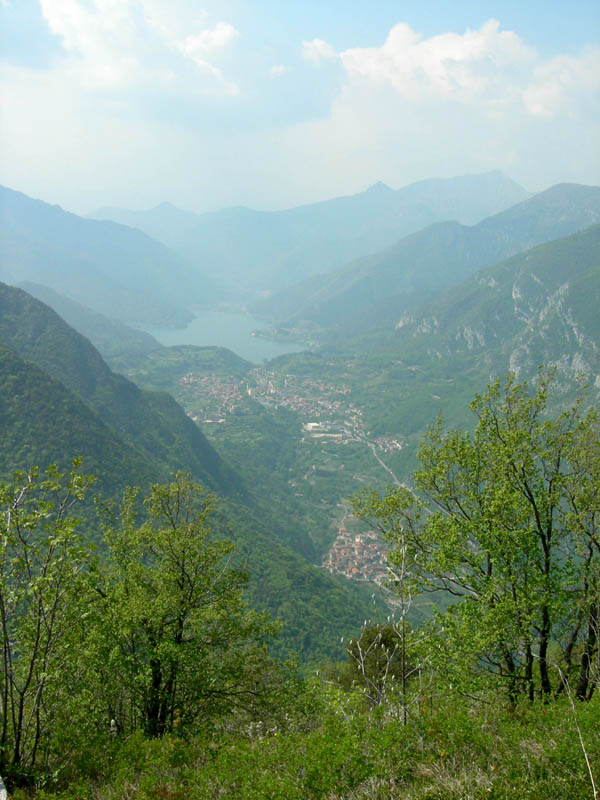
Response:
14,690,598,800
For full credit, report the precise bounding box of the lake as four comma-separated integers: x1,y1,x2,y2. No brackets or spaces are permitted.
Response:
140,310,306,364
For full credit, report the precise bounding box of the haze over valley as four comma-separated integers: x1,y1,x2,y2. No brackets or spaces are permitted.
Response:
2,172,599,595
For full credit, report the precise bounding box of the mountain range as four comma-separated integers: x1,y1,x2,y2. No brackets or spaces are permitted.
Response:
90,171,530,297
393,224,600,392
18,281,162,371
0,186,211,326
253,183,600,343
2,174,599,664
328,223,600,465
0,282,237,494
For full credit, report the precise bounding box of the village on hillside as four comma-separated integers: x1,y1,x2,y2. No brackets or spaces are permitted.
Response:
321,526,390,584
177,366,402,585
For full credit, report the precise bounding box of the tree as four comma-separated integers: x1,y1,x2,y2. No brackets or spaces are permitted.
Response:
0,463,94,781
563,413,600,700
348,492,429,723
354,373,599,704
336,621,422,719
94,473,276,737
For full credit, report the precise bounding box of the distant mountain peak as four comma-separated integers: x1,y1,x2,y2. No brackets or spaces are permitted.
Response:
364,181,393,194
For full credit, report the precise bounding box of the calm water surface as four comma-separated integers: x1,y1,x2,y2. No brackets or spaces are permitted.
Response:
141,310,305,364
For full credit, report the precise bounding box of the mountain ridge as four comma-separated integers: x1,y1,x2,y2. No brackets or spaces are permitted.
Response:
88,171,530,298
0,282,239,495
393,223,600,384
0,186,219,325
17,281,163,370
255,182,600,341
0,342,157,495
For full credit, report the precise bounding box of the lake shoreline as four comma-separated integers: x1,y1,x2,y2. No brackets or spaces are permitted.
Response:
136,309,306,364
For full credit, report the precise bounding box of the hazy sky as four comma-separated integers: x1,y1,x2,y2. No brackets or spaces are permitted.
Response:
1,0,599,214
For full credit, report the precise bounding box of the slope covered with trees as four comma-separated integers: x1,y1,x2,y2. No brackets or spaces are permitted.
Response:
0,282,239,495
2,176,599,797
255,183,600,340
1,375,597,799
0,187,206,325
0,345,155,495
18,281,162,370
344,223,600,446
391,224,600,380
0,283,382,666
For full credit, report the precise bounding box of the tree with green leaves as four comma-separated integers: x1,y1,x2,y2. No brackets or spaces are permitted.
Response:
337,621,421,716
94,473,277,737
0,463,94,781
354,373,599,704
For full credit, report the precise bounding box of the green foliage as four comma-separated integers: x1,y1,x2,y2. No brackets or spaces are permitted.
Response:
0,283,239,495
0,463,95,783
124,345,252,390
0,467,289,790
333,623,411,701
126,346,385,663
91,473,277,738
354,372,600,703
18,282,162,372
17,693,599,799
0,344,156,499
236,524,378,665
0,281,379,667
2,404,599,798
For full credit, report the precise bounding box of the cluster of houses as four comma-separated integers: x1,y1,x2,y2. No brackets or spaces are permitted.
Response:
178,373,244,422
178,369,377,450
322,527,389,584
374,435,403,453
250,371,354,419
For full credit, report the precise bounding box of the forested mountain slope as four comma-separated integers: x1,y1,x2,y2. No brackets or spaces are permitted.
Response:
91,171,528,297
0,283,239,494
0,343,156,494
18,281,162,370
329,224,600,464
0,186,209,325
257,183,600,340
0,283,380,662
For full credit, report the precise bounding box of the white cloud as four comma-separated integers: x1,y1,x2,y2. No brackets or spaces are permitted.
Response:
289,20,600,195
177,22,240,62
176,22,240,94
139,1,209,42
306,19,600,125
2,13,599,214
38,0,240,92
39,0,141,87
302,38,338,65
310,19,535,106
523,48,600,117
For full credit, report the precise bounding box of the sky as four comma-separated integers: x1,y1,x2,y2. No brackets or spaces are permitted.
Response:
1,0,599,215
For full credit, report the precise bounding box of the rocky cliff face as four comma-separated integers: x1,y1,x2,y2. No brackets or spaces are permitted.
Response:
392,225,600,400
